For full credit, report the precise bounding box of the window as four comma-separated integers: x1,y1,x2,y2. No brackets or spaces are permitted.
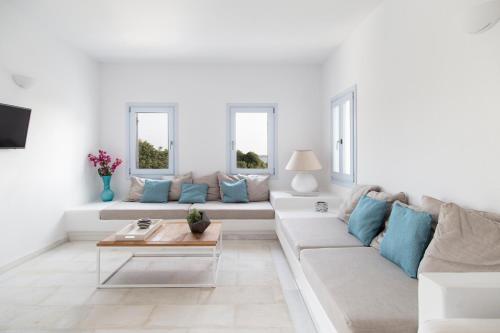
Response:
228,104,276,175
129,104,176,175
331,87,357,185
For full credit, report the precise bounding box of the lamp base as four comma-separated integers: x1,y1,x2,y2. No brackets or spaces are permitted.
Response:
291,173,318,193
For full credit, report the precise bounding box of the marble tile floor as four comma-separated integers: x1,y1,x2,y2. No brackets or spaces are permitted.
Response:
0,240,315,333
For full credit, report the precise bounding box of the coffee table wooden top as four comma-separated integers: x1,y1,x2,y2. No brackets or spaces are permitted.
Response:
97,221,222,247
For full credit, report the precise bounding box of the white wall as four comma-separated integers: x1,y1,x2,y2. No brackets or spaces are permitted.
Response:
100,63,325,197
323,0,500,212
0,3,99,268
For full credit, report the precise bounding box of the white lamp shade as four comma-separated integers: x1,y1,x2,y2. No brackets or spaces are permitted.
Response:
285,150,322,171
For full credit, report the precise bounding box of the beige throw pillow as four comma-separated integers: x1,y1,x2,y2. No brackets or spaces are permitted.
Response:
421,195,445,224
239,174,270,202
418,203,500,274
163,172,193,201
127,176,145,202
367,191,407,218
193,172,220,201
338,185,381,222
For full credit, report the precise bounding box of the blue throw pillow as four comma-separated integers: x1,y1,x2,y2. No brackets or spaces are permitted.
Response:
179,183,209,203
348,195,388,246
380,202,433,278
140,179,171,203
221,179,249,203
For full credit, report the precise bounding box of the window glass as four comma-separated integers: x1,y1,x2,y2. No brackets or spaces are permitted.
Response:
235,112,268,169
332,105,340,173
129,105,175,175
342,100,351,175
228,105,276,175
136,112,169,169
331,88,356,184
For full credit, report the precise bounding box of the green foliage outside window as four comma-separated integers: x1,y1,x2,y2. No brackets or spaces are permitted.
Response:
236,150,267,169
138,140,168,169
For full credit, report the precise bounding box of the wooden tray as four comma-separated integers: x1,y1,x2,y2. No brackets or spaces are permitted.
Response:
115,220,162,241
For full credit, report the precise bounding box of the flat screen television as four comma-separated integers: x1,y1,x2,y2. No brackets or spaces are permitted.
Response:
0,103,31,149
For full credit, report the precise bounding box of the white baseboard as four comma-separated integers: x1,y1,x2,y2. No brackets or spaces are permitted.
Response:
0,237,68,274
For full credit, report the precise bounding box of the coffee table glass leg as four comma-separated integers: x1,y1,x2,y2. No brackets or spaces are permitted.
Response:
218,232,223,255
212,246,216,287
96,247,101,287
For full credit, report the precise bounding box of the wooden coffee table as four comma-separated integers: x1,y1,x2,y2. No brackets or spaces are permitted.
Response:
96,221,222,288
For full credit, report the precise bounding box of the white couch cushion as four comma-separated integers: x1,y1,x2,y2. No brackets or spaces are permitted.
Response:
301,247,418,333
279,218,363,259
192,201,274,219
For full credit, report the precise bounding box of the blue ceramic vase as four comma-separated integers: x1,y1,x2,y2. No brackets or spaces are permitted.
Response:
100,175,114,202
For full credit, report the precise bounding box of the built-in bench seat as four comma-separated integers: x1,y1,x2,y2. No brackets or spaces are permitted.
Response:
279,217,362,259
301,247,418,333
65,200,276,240
192,201,275,220
99,201,192,220
99,201,275,220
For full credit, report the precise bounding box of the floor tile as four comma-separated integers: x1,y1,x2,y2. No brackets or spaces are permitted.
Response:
123,288,201,305
146,305,235,328
41,287,95,305
4,305,89,329
95,329,187,333
85,289,130,305
0,287,57,305
237,270,280,286
235,304,293,328
198,286,278,305
189,329,282,333
79,305,154,328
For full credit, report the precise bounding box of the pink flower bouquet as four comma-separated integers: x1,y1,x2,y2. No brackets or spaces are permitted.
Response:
88,150,122,176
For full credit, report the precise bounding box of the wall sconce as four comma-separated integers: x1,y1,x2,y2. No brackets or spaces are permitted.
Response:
462,0,500,34
12,74,35,89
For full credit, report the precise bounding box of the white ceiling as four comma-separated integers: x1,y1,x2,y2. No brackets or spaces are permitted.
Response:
9,0,381,63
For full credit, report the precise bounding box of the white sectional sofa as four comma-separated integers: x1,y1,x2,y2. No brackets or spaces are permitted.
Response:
277,216,418,333
273,190,500,333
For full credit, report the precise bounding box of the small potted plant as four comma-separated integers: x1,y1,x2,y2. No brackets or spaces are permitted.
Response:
88,150,122,202
187,209,211,234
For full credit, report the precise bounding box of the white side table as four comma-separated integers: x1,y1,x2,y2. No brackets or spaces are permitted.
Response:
419,272,500,326
270,191,342,221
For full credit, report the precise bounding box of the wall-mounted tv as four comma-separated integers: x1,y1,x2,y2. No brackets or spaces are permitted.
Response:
0,103,31,149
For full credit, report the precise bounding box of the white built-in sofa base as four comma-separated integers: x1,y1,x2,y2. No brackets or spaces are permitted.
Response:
64,201,275,240
276,220,338,333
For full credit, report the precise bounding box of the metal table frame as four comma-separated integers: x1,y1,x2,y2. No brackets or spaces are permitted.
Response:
96,232,222,288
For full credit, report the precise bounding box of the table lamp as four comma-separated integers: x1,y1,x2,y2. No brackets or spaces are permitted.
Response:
285,150,322,194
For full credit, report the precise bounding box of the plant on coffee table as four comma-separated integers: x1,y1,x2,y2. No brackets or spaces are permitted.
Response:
187,209,211,234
